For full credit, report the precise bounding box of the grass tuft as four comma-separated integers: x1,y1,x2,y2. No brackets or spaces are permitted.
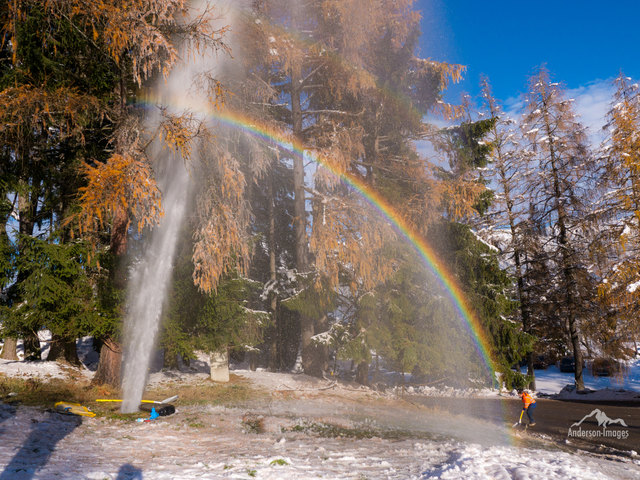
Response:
284,420,443,442
242,413,265,434
1,374,96,406
0,372,262,420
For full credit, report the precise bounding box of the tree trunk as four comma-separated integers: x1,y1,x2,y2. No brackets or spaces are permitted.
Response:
0,337,18,360
300,320,318,375
267,168,280,372
568,312,585,390
92,203,129,384
302,315,329,378
248,351,257,371
278,308,299,370
515,244,536,390
489,92,536,392
15,181,38,361
47,334,81,366
92,337,122,386
163,349,179,369
356,361,369,386
289,7,321,377
516,255,536,390
47,335,63,362
372,354,380,384
544,104,584,391
110,206,129,257
269,307,281,371
23,332,41,360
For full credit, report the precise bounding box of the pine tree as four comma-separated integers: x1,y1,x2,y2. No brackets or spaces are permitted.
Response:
247,152,298,370
161,228,267,368
428,220,530,387
432,97,494,221
1,238,97,364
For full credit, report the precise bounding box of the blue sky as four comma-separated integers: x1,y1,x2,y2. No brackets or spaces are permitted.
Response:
417,0,640,103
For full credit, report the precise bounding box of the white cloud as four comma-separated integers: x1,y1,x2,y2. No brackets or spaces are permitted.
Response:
504,78,616,143
415,117,451,163
416,78,619,162
503,95,525,118
566,79,615,141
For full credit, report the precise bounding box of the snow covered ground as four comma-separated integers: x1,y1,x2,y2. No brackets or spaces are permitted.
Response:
1,387,640,479
0,357,91,381
2,338,640,479
522,358,640,399
1,361,640,479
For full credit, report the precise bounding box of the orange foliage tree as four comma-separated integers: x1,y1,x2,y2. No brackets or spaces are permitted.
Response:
1,0,229,383
594,75,640,359
73,154,163,254
225,0,473,377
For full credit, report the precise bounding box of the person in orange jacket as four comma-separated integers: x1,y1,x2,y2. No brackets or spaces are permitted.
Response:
518,389,536,426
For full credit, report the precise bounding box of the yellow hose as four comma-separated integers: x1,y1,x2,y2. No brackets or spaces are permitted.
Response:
96,399,159,404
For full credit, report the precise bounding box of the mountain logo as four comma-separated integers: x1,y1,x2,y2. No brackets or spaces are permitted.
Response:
571,409,627,428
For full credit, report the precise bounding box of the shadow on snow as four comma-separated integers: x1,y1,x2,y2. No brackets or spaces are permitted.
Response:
0,410,80,480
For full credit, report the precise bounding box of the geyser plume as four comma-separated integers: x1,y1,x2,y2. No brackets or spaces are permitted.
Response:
120,148,189,413
120,0,242,413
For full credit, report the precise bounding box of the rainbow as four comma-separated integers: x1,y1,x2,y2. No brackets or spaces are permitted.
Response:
141,98,497,378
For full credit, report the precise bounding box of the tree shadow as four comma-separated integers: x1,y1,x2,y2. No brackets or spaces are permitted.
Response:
421,451,463,478
115,464,143,479
0,411,81,480
0,402,17,436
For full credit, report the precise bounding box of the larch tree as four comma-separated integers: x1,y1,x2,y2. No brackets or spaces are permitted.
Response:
239,0,393,376
478,78,537,388
0,1,107,361
520,67,594,390
241,0,469,378
0,0,228,385
252,0,386,376
593,74,640,359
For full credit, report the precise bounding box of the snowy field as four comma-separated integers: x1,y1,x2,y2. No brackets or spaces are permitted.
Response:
1,363,640,479
2,336,640,479
1,382,640,480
